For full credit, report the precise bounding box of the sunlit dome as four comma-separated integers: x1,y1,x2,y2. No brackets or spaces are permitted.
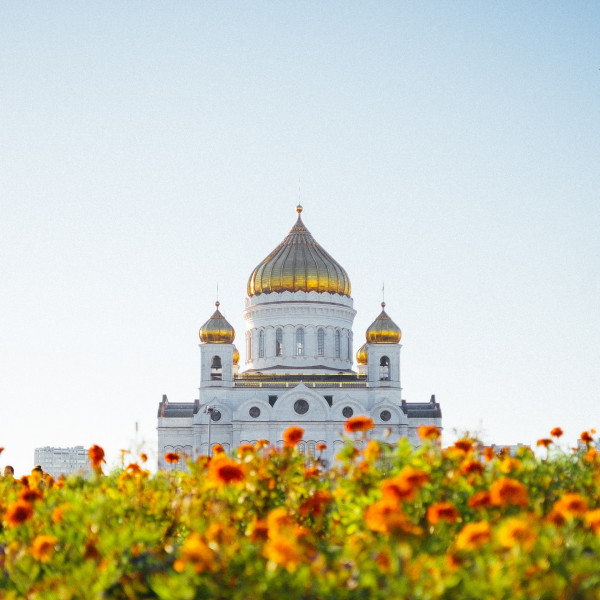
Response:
247,205,351,297
356,343,368,365
232,345,240,365
366,302,401,344
199,302,235,344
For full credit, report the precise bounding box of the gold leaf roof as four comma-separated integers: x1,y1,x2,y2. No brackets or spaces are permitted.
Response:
247,206,351,297
199,302,235,344
366,303,402,344
356,343,368,365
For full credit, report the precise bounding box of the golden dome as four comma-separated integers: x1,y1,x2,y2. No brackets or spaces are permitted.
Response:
247,205,351,297
366,302,402,344
232,345,240,365
356,343,368,365
199,302,235,344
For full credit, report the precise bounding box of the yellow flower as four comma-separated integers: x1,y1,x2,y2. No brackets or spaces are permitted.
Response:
584,509,600,535
497,518,537,551
31,535,58,562
455,521,491,551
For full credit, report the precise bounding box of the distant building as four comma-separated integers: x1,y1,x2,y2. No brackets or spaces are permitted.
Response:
488,443,530,457
34,446,90,477
157,206,442,469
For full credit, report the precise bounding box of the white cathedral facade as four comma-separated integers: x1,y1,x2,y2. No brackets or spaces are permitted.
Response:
157,206,441,468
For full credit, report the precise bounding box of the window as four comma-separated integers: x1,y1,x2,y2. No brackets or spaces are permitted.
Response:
210,356,222,380
379,356,390,381
268,395,278,407
335,330,341,358
347,337,351,360
259,330,264,358
317,328,324,356
296,328,304,355
276,328,283,356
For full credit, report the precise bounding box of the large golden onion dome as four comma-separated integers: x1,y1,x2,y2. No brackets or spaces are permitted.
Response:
199,302,235,344
247,205,351,297
232,345,240,365
356,343,368,365
366,302,402,344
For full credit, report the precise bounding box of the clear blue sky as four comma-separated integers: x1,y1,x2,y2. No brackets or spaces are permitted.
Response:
1,2,599,476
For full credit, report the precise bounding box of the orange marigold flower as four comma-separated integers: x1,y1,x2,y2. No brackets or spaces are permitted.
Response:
382,467,429,503
345,416,374,433
581,431,594,443
489,477,529,508
175,533,214,574
267,507,295,533
316,442,327,451
126,463,143,474
550,427,563,438
299,491,332,517
365,499,422,535
283,426,304,447
553,493,588,519
208,455,245,484
497,518,537,551
139,453,148,463
0,447,3,455
19,489,43,503
460,460,484,476
247,518,269,542
212,444,225,454
237,444,254,456
454,439,474,453
264,534,304,572
418,425,441,441
585,448,598,463
483,447,496,462
255,439,269,449
546,509,567,527
88,445,106,468
31,535,58,562
364,439,381,461
4,501,34,527
468,490,492,509
537,438,553,448
164,452,180,464
455,521,491,551
427,502,460,525
584,509,600,535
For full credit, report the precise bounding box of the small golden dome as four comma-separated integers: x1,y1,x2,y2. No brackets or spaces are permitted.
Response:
247,206,351,297
232,345,240,365
356,343,368,365
199,302,235,344
366,302,402,344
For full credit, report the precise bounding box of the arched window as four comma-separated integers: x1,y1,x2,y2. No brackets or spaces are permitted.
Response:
276,328,283,356
259,330,265,358
335,330,341,358
210,355,222,380
296,328,304,356
246,332,252,361
317,328,324,356
347,336,351,360
379,356,390,381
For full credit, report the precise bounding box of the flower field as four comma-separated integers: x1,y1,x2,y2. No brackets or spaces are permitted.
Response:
2,423,600,599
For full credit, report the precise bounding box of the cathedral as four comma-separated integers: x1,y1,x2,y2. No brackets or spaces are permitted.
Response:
157,206,441,468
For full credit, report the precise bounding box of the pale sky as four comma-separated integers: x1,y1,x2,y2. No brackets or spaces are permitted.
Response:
1,2,599,476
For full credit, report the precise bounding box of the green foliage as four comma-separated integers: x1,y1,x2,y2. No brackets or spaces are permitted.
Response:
1,433,600,599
